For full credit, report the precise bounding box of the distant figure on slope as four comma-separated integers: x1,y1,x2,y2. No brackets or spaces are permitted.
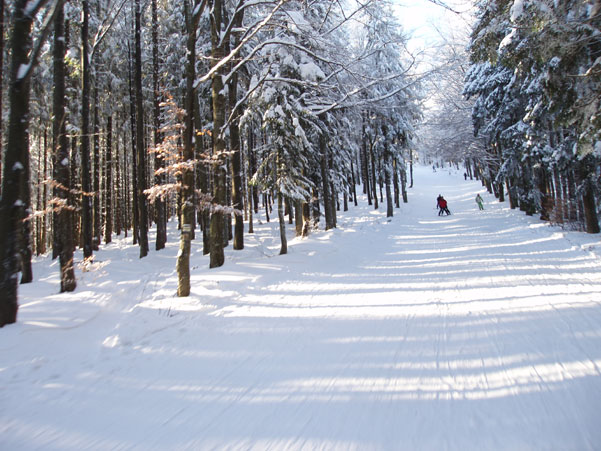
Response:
437,195,451,216
476,193,484,210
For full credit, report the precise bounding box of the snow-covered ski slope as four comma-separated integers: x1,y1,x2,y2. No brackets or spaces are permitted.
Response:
2,166,601,450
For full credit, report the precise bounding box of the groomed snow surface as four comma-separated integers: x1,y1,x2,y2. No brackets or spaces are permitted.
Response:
2,166,601,450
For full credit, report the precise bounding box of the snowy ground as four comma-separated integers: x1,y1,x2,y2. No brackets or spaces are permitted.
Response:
2,166,601,450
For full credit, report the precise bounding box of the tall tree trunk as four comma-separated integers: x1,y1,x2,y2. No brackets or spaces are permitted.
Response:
115,129,122,235
409,149,414,188
194,97,211,254
384,147,393,218
42,131,48,255
105,115,113,243
0,0,3,193
53,3,76,292
350,158,358,206
369,141,378,210
127,38,138,244
578,159,600,234
135,0,149,258
277,191,287,255
227,5,245,250
393,157,400,208
295,200,303,236
0,0,54,326
400,164,408,203
93,73,101,250
319,123,334,230
302,201,311,237
361,114,371,203
177,0,201,296
209,0,227,268
152,0,167,251
81,0,94,258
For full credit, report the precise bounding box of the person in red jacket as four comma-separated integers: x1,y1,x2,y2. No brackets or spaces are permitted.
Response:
437,195,451,216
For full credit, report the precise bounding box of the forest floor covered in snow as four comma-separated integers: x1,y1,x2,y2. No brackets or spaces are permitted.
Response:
2,166,601,450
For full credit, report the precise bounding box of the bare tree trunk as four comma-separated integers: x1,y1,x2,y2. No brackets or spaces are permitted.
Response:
350,158,357,206
93,75,101,250
295,200,302,236
81,0,94,258
152,0,167,251
135,0,149,258
104,115,113,243
369,141,378,210
578,158,600,234
361,114,371,204
0,0,55,326
116,128,123,235
177,0,201,295
209,0,227,268
277,191,287,255
301,201,311,237
409,149,414,188
0,0,3,193
393,157,400,208
228,6,245,250
320,127,334,230
384,148,393,217
53,3,76,292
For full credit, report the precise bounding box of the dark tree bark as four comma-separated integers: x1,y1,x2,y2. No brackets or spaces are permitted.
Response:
578,158,600,234
53,2,76,292
400,164,408,203
209,0,227,268
229,6,245,251
301,201,311,237
369,141,378,210
350,158,358,206
127,41,138,244
319,124,335,230
277,191,287,255
177,0,202,296
152,0,167,251
104,115,113,243
92,77,101,250
135,0,149,258
393,157,400,208
384,147,393,217
115,128,122,236
361,114,371,204
194,97,211,254
409,149,414,188
81,0,94,258
0,0,57,326
0,0,4,193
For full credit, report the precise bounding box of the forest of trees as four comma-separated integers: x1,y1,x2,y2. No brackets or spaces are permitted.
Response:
0,0,420,326
2,0,600,328
424,0,601,234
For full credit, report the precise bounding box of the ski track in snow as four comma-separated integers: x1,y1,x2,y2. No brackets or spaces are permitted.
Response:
2,166,601,450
